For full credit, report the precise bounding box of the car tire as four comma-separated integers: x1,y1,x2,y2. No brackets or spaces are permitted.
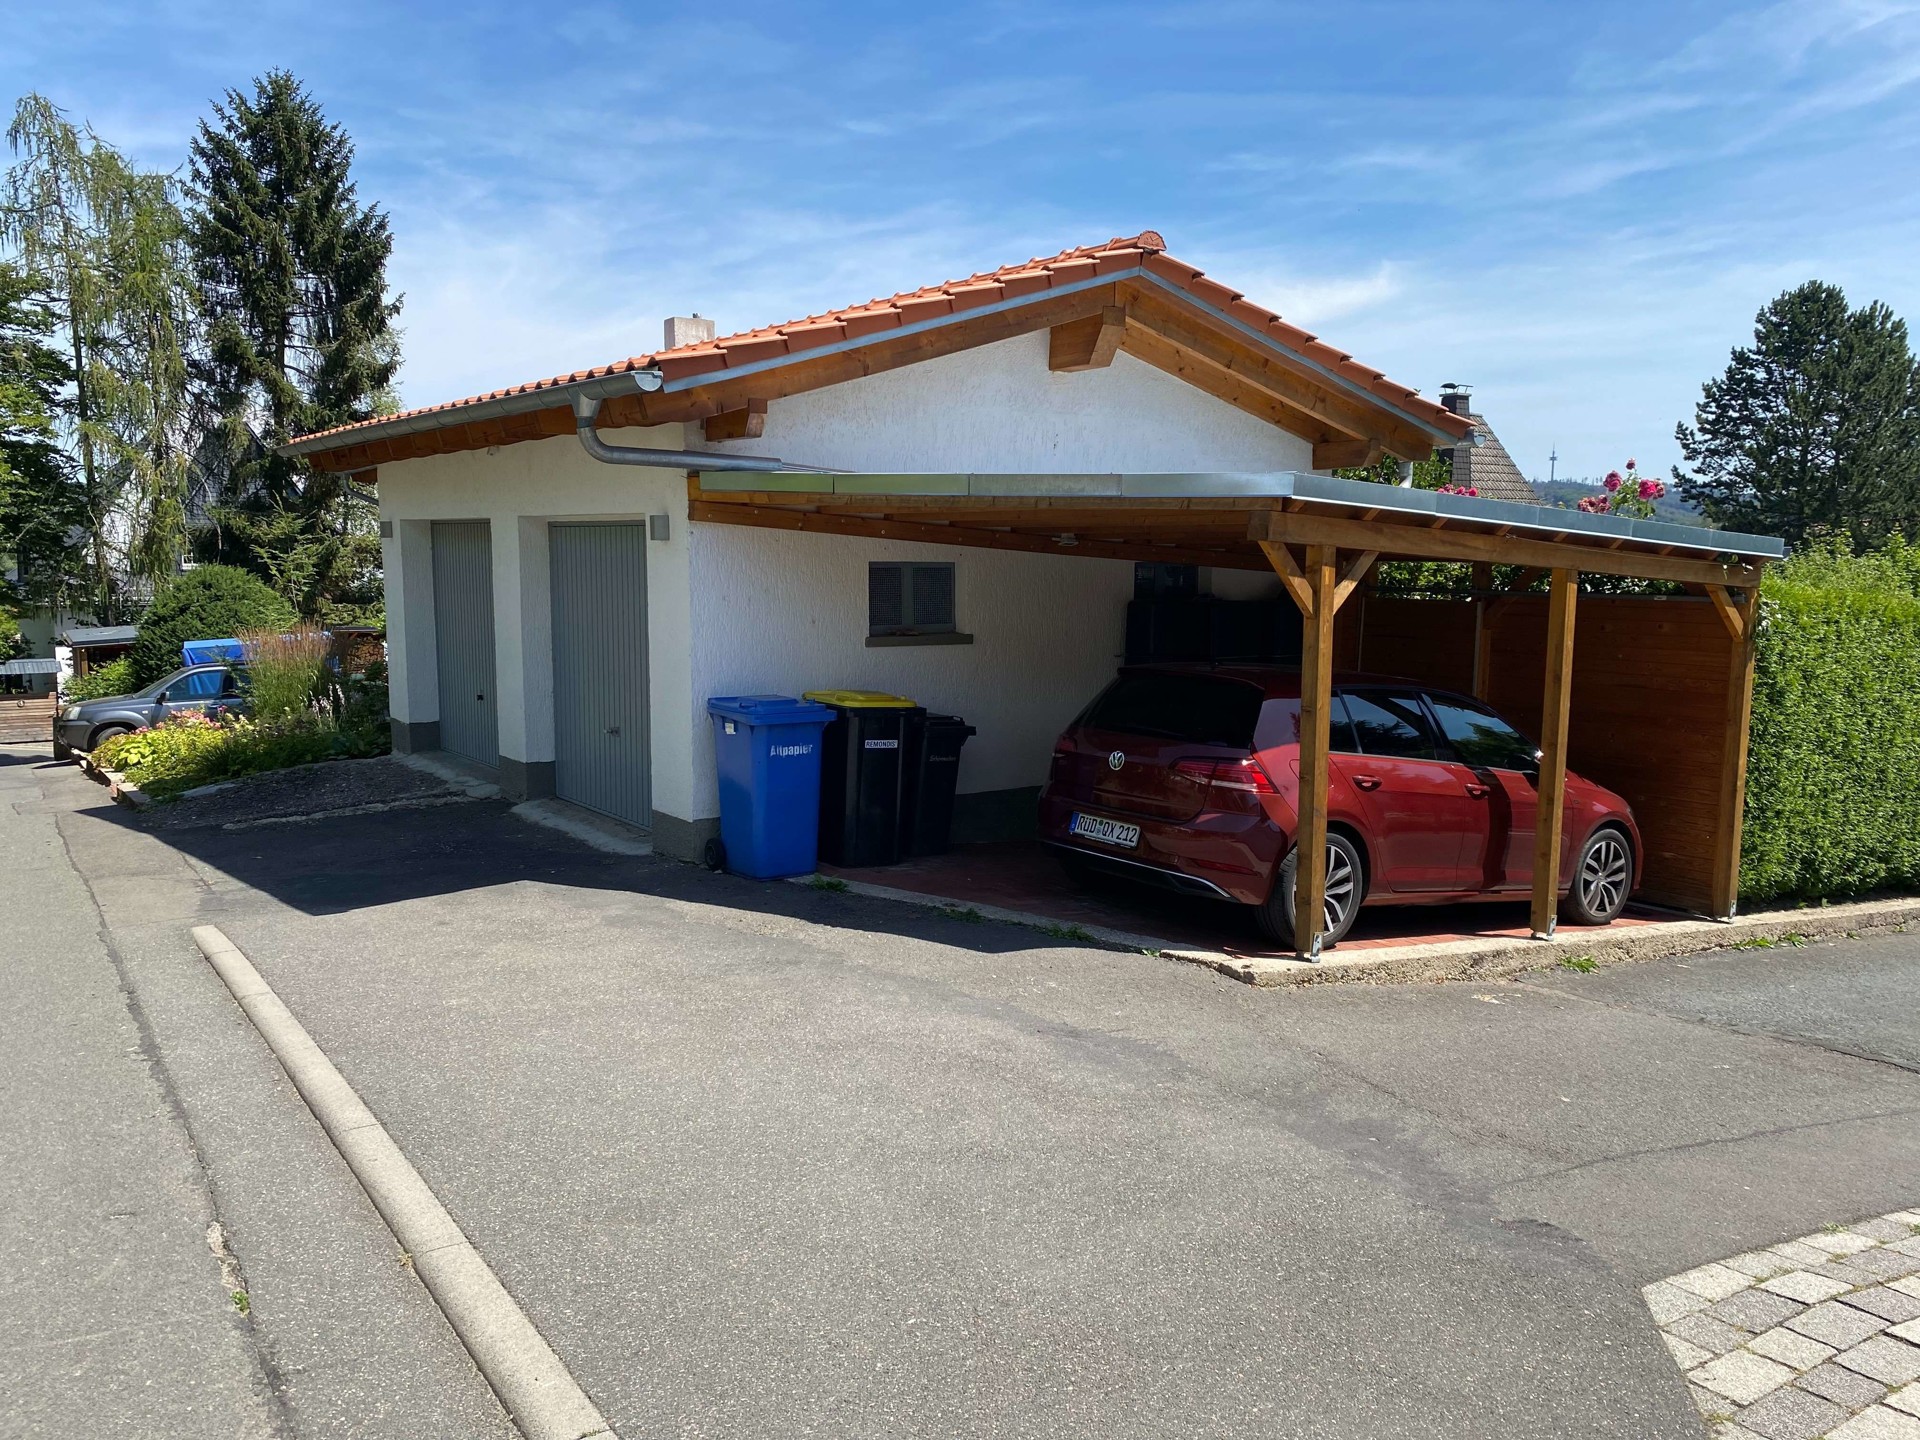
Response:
1257,832,1365,948
52,736,71,762
1560,827,1633,927
88,724,131,752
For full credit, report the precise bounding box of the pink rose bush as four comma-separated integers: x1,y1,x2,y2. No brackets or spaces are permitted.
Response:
1581,460,1664,520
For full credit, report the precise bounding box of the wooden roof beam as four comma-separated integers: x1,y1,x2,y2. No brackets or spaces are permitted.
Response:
1249,508,1765,588
1049,305,1127,371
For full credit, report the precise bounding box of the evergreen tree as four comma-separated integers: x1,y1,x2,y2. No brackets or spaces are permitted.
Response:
1675,282,1920,551
0,259,84,618
188,70,398,620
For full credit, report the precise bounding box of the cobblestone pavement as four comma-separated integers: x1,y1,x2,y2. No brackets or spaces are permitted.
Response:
1646,1208,1920,1439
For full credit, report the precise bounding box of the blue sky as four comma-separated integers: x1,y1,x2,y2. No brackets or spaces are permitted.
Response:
12,0,1920,480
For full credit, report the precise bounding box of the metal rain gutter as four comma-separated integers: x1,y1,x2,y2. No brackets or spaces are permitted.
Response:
569,392,835,474
278,367,670,460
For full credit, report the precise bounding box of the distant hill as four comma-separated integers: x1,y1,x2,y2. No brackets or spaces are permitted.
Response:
1531,479,1708,528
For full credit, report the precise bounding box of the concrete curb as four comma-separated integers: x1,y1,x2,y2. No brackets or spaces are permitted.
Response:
790,873,1920,990
1188,893,1920,987
77,752,152,809
188,925,618,1440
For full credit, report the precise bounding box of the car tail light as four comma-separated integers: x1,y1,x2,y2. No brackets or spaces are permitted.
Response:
1173,757,1279,795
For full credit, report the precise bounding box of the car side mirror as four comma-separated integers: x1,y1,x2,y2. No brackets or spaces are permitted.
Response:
153,690,168,704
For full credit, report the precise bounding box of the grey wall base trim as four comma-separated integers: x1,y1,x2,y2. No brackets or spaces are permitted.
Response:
950,786,1040,845
392,719,440,754
651,810,721,863
497,757,556,803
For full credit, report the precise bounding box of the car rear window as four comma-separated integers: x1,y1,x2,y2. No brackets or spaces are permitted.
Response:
1082,673,1264,748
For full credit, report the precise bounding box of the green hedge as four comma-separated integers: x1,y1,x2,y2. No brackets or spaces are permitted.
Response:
1742,542,1920,905
130,566,295,687
62,656,137,702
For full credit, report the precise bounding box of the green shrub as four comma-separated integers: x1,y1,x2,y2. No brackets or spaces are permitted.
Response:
1742,538,1920,904
62,656,137,701
130,566,295,687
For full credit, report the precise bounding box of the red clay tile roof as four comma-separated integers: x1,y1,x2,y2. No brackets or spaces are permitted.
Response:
288,231,1471,452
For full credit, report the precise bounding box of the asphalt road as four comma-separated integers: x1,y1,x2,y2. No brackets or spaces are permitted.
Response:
5,743,1918,1439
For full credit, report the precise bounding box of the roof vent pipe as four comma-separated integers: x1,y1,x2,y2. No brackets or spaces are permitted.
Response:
570,386,833,474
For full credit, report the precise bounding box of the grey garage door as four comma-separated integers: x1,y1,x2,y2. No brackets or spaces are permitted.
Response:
430,521,499,766
551,523,650,827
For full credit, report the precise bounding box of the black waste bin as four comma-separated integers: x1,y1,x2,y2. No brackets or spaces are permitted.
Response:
901,713,976,857
804,690,923,867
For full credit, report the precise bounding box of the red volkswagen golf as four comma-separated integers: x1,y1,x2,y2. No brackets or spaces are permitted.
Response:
1039,665,1641,947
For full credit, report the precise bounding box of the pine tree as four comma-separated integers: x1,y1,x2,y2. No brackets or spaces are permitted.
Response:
0,259,85,619
1675,282,1920,551
188,70,399,620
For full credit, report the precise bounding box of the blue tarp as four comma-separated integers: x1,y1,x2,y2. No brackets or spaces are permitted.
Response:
181,637,245,665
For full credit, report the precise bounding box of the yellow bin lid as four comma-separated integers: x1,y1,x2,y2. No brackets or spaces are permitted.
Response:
804,689,918,708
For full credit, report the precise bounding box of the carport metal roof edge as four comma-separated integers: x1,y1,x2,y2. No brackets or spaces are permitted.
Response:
689,470,1781,588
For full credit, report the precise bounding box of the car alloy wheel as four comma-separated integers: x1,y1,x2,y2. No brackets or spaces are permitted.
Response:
1320,841,1358,935
1258,832,1365,948
1561,828,1633,927
1579,833,1631,918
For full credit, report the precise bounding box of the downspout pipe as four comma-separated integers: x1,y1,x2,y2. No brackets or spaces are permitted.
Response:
571,387,834,474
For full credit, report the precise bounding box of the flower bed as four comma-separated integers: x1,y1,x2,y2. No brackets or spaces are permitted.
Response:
91,670,391,800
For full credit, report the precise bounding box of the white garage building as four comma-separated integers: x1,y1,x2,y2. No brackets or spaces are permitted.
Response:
283,231,1474,861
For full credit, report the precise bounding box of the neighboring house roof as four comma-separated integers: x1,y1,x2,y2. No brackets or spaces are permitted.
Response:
284,231,1473,470
60,625,138,647
1449,411,1539,505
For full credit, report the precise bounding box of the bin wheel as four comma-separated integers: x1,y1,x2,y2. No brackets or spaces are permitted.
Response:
702,837,726,872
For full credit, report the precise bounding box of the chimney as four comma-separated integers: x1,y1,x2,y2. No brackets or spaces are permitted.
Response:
663,314,716,350
1438,381,1473,418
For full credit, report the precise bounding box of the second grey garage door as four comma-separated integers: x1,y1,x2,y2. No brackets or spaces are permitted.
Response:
430,521,499,766
550,523,650,827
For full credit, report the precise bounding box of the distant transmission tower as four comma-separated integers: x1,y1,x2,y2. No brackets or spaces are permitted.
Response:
1548,447,1559,485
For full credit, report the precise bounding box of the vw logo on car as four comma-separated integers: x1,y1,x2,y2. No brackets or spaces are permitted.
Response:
1108,750,1126,771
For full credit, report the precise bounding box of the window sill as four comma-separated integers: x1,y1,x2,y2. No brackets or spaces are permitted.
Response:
866,632,975,648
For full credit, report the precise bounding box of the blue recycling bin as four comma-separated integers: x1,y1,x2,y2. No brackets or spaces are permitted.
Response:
706,695,837,879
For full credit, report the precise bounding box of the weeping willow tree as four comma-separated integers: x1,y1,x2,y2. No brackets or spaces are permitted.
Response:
3,94,196,619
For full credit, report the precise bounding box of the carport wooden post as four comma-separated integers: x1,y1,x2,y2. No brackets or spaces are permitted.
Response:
1260,538,1340,959
1707,585,1759,919
1531,569,1579,939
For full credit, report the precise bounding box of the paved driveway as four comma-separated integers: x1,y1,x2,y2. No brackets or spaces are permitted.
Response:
11,748,1920,1438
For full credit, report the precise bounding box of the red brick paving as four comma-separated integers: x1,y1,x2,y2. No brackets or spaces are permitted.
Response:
822,840,1669,957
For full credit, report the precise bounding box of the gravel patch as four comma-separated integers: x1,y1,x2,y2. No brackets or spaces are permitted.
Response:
140,756,476,831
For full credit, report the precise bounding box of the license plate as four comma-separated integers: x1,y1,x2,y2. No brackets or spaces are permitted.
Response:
1070,812,1140,849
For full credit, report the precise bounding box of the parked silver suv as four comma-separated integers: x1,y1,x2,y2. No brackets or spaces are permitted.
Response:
52,663,246,761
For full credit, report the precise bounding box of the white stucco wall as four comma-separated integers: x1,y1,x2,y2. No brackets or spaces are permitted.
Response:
678,330,1318,820
699,330,1317,473
377,326,1323,834
687,529,1131,818
375,424,700,822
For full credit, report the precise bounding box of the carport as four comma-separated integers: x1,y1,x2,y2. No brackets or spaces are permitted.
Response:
690,470,1784,958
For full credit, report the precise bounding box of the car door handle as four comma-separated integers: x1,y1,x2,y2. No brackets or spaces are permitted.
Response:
1352,774,1382,791
1464,782,1491,798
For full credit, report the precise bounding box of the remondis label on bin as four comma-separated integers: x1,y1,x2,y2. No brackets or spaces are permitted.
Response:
864,739,900,750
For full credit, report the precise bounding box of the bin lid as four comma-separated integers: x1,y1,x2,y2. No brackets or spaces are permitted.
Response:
706,693,836,725
803,689,918,709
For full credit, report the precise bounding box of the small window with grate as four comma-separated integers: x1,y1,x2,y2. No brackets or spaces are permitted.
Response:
868,561,967,644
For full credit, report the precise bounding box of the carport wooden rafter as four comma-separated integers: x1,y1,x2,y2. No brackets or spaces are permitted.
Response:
688,473,1777,961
